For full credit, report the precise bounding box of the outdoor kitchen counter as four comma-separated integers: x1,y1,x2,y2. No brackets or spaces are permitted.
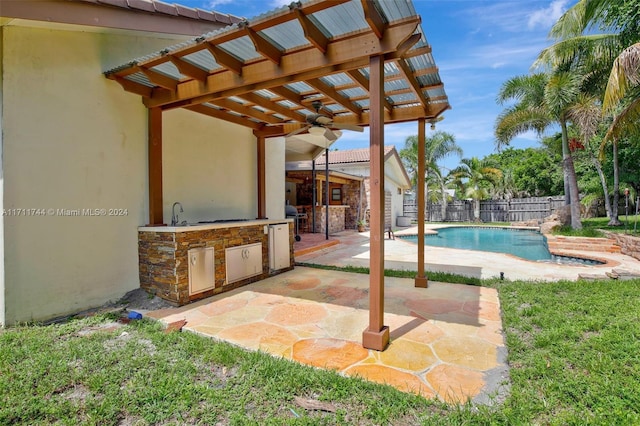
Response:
138,218,293,232
138,219,295,305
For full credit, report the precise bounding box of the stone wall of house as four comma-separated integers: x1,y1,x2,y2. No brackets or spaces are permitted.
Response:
139,222,294,305
603,232,640,260
343,180,362,229
312,206,347,234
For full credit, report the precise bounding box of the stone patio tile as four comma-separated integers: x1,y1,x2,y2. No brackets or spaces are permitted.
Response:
462,300,502,321
346,364,435,398
292,338,368,371
217,321,298,353
405,298,464,316
392,319,445,345
317,310,368,341
432,336,499,371
201,305,270,328
476,321,506,346
197,296,248,316
379,338,438,371
265,302,327,326
425,364,485,403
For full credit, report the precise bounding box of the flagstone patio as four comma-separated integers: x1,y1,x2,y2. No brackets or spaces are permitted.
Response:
145,266,508,404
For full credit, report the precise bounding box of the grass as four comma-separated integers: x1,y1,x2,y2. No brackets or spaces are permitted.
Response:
2,275,640,424
553,215,640,237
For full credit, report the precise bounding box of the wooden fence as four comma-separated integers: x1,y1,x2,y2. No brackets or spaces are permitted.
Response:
403,196,566,223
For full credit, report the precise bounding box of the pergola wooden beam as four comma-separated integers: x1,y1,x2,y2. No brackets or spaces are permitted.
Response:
362,54,389,351
185,104,262,129
395,59,430,109
114,76,152,97
137,66,178,91
292,5,329,53
361,0,387,39
168,56,209,82
415,117,427,288
209,98,286,124
134,19,419,109
239,92,307,122
347,70,393,112
307,78,362,115
239,20,282,65
204,43,244,75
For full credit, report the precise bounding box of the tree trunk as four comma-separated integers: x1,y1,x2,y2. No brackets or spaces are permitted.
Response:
440,182,448,221
474,198,480,222
561,120,582,229
608,140,622,226
593,156,612,219
561,128,571,206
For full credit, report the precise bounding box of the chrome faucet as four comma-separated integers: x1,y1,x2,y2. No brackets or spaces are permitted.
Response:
171,202,184,226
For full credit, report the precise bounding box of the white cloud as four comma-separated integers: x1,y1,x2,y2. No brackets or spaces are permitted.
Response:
527,0,570,29
205,0,234,9
270,0,292,8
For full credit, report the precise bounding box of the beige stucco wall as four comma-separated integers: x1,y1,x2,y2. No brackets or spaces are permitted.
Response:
1,24,256,324
162,108,256,223
0,27,5,325
265,137,286,220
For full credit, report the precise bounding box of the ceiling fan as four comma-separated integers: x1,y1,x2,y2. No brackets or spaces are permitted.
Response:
285,100,364,142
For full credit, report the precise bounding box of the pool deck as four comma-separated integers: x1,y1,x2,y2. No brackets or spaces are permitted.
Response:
295,224,640,281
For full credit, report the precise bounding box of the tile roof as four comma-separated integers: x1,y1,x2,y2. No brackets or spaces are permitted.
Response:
314,146,396,165
76,0,243,25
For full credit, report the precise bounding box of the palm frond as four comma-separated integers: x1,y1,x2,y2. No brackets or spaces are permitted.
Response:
603,43,640,112
603,96,640,142
534,34,621,71
495,106,551,148
567,94,602,143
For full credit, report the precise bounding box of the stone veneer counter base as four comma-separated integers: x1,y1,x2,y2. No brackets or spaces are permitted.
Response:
138,219,295,305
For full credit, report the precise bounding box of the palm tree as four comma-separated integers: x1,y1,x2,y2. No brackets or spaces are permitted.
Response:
495,72,583,229
399,130,462,217
536,0,640,225
450,157,502,221
426,167,455,220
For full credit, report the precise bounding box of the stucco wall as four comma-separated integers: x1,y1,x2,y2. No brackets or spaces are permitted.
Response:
1,25,255,324
162,108,255,223
265,137,286,220
0,27,5,325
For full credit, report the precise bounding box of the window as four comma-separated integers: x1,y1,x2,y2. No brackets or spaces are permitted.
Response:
331,187,342,201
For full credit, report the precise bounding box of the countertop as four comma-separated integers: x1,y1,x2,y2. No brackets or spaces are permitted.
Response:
139,218,293,233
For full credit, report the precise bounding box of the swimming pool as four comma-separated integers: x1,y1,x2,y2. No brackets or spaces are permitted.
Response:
399,227,603,265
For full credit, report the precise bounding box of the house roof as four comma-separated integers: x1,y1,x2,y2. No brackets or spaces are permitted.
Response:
104,0,450,137
73,0,242,25
0,0,241,36
313,146,395,165
286,145,412,189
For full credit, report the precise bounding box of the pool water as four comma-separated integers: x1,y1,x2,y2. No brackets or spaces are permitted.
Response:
400,227,603,265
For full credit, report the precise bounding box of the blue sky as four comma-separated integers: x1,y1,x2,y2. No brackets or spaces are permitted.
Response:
177,0,576,171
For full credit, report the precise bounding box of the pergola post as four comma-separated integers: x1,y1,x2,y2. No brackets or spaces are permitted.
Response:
257,135,266,219
147,107,164,226
362,54,389,351
415,118,428,287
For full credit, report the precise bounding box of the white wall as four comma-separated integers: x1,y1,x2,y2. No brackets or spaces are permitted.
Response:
0,27,5,325
265,137,286,220
162,108,256,223
1,24,251,324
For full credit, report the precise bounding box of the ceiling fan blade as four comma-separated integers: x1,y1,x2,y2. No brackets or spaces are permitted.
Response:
315,115,332,125
323,128,338,141
286,124,311,138
331,123,364,132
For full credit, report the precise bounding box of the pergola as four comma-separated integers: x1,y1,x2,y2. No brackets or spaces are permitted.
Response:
105,0,450,351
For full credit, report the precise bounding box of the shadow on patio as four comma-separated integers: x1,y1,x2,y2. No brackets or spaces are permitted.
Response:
145,266,508,404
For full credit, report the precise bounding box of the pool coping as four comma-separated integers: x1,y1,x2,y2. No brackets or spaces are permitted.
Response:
394,225,620,268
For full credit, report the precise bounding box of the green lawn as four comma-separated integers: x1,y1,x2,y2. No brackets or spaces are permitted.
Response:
2,275,640,425
553,215,640,237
